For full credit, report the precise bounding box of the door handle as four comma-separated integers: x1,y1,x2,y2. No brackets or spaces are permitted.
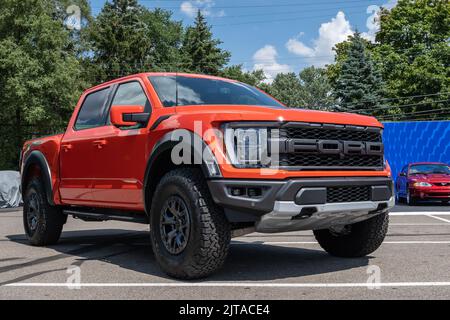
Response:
61,144,73,152
92,139,107,149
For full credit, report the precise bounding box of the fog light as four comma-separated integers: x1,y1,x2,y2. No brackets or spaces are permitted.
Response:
247,188,262,197
231,187,244,196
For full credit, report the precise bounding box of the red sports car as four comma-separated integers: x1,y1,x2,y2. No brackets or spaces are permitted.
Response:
396,162,450,205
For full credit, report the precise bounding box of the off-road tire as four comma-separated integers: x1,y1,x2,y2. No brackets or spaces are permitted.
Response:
313,212,389,258
23,177,65,246
149,168,231,279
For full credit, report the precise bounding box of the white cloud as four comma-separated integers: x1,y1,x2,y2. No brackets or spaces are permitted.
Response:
180,0,225,18
384,0,399,9
253,45,291,84
285,11,353,67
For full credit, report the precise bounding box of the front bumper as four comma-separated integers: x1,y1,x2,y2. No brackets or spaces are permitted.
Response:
410,187,450,199
207,177,394,232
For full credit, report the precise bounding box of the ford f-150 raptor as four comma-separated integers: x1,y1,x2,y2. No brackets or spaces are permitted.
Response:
20,73,394,279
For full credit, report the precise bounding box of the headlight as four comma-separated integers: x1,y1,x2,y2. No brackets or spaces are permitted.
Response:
224,125,269,168
413,182,432,187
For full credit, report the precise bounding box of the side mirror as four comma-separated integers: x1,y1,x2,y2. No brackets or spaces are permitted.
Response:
399,172,406,177
110,105,150,127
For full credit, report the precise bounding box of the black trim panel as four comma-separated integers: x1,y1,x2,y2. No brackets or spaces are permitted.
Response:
207,177,393,218
143,130,222,213
21,150,55,206
149,114,173,131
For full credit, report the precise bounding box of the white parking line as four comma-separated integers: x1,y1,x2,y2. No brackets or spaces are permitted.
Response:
232,241,450,245
4,282,450,288
390,212,450,216
390,223,450,225
426,215,450,223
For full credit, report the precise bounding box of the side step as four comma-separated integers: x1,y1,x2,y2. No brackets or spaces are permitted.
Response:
63,208,148,224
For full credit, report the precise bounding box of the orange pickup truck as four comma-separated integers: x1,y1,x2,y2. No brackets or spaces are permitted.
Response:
20,73,394,279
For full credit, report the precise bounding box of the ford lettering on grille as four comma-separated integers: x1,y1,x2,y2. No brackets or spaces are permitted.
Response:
275,122,385,170
286,139,384,157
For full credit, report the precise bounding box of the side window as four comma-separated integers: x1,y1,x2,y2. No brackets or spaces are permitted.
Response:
111,81,151,113
75,88,110,130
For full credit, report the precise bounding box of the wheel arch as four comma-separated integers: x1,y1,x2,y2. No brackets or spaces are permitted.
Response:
21,150,55,206
143,130,222,214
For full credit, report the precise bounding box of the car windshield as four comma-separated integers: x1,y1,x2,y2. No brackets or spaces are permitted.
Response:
409,164,450,174
149,75,285,108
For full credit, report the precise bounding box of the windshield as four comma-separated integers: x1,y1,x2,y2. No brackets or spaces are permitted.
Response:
409,164,450,175
149,75,284,108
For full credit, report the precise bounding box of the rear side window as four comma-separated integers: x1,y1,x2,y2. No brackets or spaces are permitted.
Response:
75,88,110,130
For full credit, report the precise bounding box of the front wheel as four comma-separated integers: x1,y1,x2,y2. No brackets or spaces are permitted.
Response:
149,168,230,279
23,177,65,246
313,212,389,258
406,189,417,206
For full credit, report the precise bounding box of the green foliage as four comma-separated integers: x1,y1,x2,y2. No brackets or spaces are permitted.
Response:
298,66,334,110
182,10,231,75
333,32,384,113
0,0,88,169
87,0,184,83
268,73,304,107
219,65,266,87
268,68,334,109
371,0,450,120
329,0,450,119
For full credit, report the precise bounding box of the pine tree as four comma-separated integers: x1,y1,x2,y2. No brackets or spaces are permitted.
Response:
182,10,230,75
268,73,305,107
334,32,384,113
88,0,184,83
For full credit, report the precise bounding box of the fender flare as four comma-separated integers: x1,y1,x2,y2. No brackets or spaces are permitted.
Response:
143,129,222,213
21,150,55,206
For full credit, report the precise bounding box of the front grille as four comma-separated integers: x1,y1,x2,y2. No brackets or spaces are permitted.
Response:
275,122,384,170
327,186,371,203
433,182,450,187
280,154,384,168
280,126,382,142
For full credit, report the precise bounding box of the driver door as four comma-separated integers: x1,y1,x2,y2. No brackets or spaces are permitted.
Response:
89,80,152,210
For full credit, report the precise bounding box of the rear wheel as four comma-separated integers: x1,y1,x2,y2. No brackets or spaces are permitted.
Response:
314,212,389,258
23,177,65,246
149,168,230,279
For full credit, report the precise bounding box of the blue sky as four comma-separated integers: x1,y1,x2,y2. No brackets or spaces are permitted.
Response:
88,0,397,81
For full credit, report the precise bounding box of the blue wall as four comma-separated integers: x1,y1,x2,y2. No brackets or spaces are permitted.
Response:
382,121,450,180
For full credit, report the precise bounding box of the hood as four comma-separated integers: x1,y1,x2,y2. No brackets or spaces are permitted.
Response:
409,173,450,183
175,105,383,128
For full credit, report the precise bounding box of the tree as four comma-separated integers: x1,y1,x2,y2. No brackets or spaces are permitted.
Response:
87,0,184,83
219,65,266,87
298,66,334,110
372,0,450,120
182,10,230,75
333,32,384,113
266,68,334,109
268,73,304,107
0,0,87,169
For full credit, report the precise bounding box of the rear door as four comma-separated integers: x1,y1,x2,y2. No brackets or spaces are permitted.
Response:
89,80,151,210
59,86,112,204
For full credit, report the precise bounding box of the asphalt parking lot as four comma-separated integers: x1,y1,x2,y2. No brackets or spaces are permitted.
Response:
0,203,449,300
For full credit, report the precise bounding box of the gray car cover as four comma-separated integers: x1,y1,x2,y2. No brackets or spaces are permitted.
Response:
0,171,22,208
